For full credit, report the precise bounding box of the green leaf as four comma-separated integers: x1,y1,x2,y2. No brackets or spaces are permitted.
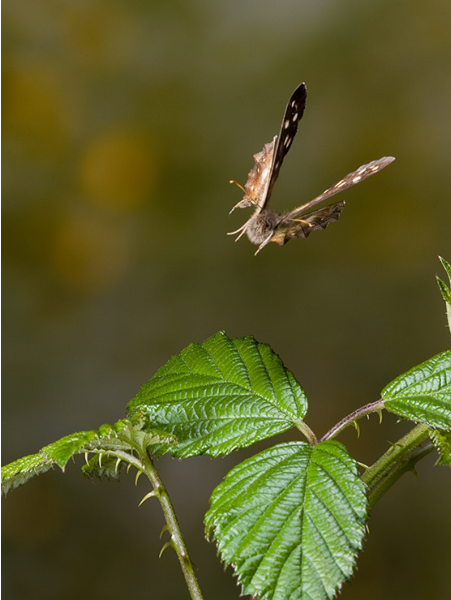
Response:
127,332,309,457
205,440,367,600
42,430,99,468
82,453,126,480
1,419,172,495
436,256,451,333
0,453,56,495
429,429,451,466
382,350,451,431
2,430,98,495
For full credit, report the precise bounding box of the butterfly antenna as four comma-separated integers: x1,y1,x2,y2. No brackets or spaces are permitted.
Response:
229,180,249,214
229,179,247,193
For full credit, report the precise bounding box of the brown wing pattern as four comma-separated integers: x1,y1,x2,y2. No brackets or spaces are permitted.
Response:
254,201,346,254
264,83,307,207
230,137,277,213
229,83,307,215
284,157,395,220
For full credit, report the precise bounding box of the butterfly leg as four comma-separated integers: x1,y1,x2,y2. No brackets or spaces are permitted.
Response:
291,218,314,227
228,214,256,240
254,232,275,255
229,181,259,214
227,223,249,240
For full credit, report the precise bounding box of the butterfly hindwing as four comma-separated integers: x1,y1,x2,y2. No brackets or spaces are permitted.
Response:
270,201,346,248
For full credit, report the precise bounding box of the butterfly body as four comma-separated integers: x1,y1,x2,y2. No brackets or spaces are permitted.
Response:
229,83,395,254
244,202,346,248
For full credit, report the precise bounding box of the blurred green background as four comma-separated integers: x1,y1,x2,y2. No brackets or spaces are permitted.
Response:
2,1,451,599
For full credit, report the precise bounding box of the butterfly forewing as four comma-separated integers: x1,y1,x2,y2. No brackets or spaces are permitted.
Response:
284,156,395,221
263,83,307,208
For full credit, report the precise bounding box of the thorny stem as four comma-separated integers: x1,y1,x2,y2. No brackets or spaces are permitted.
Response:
361,423,432,508
138,450,204,600
103,447,203,600
320,399,385,442
319,403,435,508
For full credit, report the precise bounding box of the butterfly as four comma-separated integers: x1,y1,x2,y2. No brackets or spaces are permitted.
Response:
228,83,395,254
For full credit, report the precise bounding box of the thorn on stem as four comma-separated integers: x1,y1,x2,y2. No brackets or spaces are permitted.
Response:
159,539,174,558
160,524,169,538
352,420,361,437
138,490,157,507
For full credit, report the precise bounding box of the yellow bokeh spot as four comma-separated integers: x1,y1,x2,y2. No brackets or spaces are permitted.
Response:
80,130,158,210
51,211,129,292
5,58,67,149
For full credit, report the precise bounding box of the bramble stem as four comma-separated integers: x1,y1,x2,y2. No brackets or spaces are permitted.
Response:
294,419,317,445
102,446,204,600
320,399,385,441
361,423,432,508
138,451,204,600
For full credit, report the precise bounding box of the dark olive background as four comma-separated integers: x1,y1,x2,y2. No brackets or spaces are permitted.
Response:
2,1,451,599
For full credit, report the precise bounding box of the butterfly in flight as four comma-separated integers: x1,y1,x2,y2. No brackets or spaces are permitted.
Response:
228,83,395,254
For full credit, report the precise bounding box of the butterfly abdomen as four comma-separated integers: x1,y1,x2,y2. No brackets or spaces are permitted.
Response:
247,201,346,250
